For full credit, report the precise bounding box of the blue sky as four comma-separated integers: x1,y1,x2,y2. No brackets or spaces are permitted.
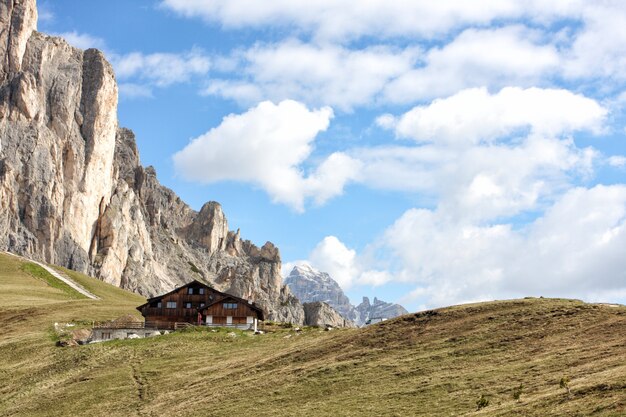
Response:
39,0,626,311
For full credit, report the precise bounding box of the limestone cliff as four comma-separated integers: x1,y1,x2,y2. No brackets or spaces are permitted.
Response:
0,0,304,323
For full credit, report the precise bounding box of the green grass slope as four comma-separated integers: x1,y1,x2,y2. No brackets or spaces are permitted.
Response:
1,252,625,416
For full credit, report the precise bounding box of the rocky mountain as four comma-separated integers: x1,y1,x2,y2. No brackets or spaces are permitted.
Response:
0,0,303,323
302,302,355,328
285,264,407,325
356,296,408,325
285,264,358,322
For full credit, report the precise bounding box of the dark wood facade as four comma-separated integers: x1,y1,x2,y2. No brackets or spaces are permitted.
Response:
136,280,264,329
201,296,263,325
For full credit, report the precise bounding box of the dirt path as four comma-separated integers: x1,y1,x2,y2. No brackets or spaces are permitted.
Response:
2,251,99,300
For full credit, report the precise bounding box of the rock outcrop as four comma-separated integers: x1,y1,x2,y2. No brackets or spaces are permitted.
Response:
356,297,408,325
0,0,304,323
303,302,355,328
285,264,407,326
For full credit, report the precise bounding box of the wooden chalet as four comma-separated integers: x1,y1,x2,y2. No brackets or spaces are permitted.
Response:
136,280,264,331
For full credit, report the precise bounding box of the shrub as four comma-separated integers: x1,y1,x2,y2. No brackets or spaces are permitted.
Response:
513,383,523,400
476,394,489,410
188,261,201,274
560,376,571,396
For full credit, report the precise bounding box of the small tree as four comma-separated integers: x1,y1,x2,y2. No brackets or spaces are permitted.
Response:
476,394,489,410
512,383,523,401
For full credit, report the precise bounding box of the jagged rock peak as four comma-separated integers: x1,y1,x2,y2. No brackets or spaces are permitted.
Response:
0,0,37,80
356,296,408,325
285,264,408,326
285,263,358,323
184,201,229,254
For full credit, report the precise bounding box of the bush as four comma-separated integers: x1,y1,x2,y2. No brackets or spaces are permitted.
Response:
476,394,489,410
560,376,571,396
187,261,201,274
513,383,523,400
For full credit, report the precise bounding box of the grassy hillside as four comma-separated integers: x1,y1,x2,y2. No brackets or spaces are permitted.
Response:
1,252,625,416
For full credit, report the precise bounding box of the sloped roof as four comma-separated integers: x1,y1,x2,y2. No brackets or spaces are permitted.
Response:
136,280,219,310
136,280,265,320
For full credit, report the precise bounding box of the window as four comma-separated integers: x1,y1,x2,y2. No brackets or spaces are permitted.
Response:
187,288,194,295
166,301,176,309
185,302,192,309
223,302,238,309
199,288,205,295
200,303,205,308
157,302,162,308
102,332,111,340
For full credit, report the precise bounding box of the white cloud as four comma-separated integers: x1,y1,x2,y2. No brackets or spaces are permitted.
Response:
364,87,603,220
381,87,607,145
54,31,106,50
109,48,211,87
161,3,626,107
382,185,626,308
159,0,581,42
353,136,596,221
200,22,626,108
173,100,362,211
118,83,154,99
292,236,392,290
175,88,601,216
563,3,626,82
205,40,419,110
37,2,55,23
383,26,561,103
608,155,626,167
309,236,360,289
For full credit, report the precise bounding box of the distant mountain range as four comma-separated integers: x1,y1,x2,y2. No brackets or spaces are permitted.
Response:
284,264,408,326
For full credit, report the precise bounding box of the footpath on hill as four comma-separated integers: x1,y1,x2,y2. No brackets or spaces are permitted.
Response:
2,251,99,300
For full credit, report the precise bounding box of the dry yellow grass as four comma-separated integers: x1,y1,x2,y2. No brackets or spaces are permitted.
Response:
1,252,625,416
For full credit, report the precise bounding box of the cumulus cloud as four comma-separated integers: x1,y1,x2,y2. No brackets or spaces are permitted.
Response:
608,155,626,168
383,26,561,103
204,40,419,110
173,100,362,211
309,236,360,289
286,236,392,290
175,88,603,215
159,3,626,108
380,87,607,145
383,185,626,308
118,83,154,99
200,19,626,109
353,136,596,221
109,48,211,87
562,3,626,82
53,31,106,50
159,0,581,42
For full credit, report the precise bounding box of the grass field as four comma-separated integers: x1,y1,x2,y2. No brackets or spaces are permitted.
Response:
1,252,625,416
